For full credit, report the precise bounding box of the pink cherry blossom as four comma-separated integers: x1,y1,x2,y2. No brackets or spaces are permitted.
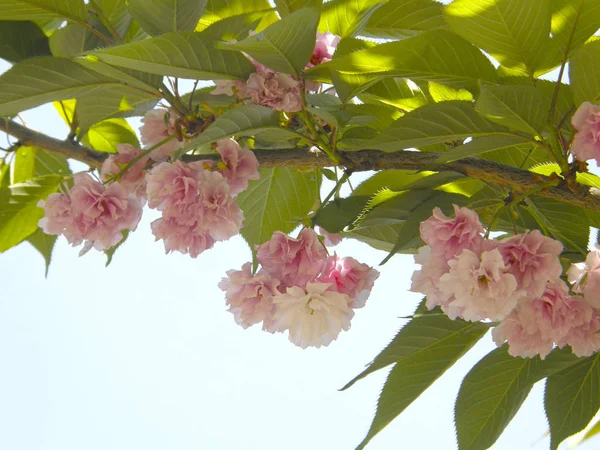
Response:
410,246,453,311
146,161,202,221
497,230,563,298
316,226,343,247
307,32,341,68
271,282,353,348
215,138,260,196
44,173,142,253
492,281,592,359
568,247,600,308
196,170,244,241
420,205,484,260
150,217,215,258
570,102,600,164
237,72,303,112
439,248,524,322
557,309,600,357
38,192,73,237
140,108,183,161
219,262,281,331
100,143,149,200
256,228,328,287
318,255,379,308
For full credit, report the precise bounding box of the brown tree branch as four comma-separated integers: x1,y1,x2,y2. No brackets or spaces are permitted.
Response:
2,120,600,213
0,120,106,167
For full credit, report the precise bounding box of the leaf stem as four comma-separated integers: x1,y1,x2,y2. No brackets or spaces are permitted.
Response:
160,82,189,117
88,0,124,44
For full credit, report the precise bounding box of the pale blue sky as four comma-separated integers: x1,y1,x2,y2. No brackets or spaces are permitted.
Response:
0,59,596,450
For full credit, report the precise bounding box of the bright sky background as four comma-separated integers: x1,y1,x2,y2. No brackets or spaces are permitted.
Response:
0,52,598,450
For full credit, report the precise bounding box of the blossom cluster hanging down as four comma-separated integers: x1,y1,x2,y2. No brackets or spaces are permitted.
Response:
411,205,600,359
212,32,341,112
38,137,259,258
219,228,379,349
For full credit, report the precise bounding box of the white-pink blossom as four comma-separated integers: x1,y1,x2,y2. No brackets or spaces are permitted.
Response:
410,245,453,311
420,205,484,260
38,192,73,237
219,263,281,331
100,143,149,200
568,247,600,308
215,138,260,196
557,309,600,357
256,228,328,287
439,248,524,322
497,230,563,298
212,79,245,96
271,282,353,349
318,255,379,308
140,108,183,161
570,102,600,164
307,32,341,68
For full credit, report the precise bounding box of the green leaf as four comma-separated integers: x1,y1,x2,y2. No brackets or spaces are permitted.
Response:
362,0,448,39
313,30,498,90
428,81,474,103
12,146,71,184
475,84,551,135
181,105,299,151
220,8,319,76
201,11,266,41
94,0,133,38
545,353,600,450
27,227,57,277
0,56,149,117
49,23,87,57
104,229,129,266
0,20,50,63
237,167,319,246
94,32,254,80
581,418,600,445
434,136,530,164
204,0,271,20
275,0,321,17
0,175,62,252
318,0,386,38
445,0,552,76
82,118,140,153
570,39,600,104
351,312,489,450
359,77,428,111
455,346,581,450
0,0,86,22
128,0,207,36
549,0,600,60
362,101,508,152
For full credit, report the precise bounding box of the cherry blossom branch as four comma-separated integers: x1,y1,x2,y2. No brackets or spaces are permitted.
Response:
1,119,599,213
0,120,106,167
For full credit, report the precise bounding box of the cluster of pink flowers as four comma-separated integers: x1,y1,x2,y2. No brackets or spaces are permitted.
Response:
570,102,600,164
219,228,379,348
212,32,340,113
38,172,142,255
146,138,259,257
411,205,600,359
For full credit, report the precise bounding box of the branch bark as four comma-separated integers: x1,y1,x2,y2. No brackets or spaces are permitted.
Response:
2,120,600,213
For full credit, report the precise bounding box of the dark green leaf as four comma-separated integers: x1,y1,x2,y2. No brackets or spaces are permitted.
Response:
310,30,498,90
351,313,489,449
545,353,600,450
237,167,319,246
362,0,447,39
456,346,581,450
94,32,255,80
201,11,266,41
275,0,321,17
220,8,320,76
361,101,508,152
359,77,428,111
0,0,87,22
0,20,50,62
570,39,600,104
128,0,207,36
94,0,133,38
445,0,552,76
27,227,57,277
